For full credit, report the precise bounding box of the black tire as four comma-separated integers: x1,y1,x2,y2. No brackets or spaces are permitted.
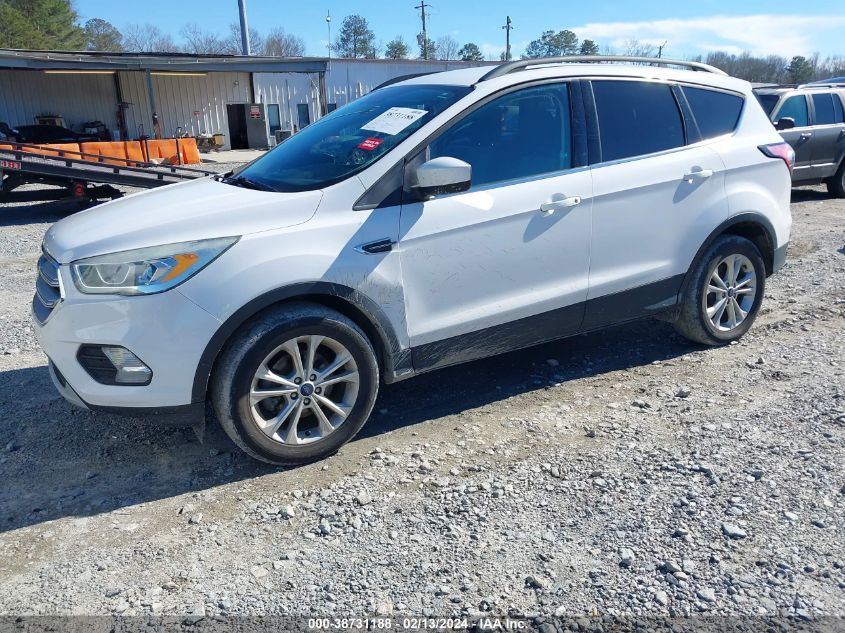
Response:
210,302,379,465
673,235,766,346
827,161,845,198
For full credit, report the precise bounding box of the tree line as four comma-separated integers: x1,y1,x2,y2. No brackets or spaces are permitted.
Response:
0,0,306,56
1,0,844,83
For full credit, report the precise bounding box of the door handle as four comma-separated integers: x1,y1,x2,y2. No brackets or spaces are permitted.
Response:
799,132,812,140
540,195,580,216
683,168,713,183
354,238,394,254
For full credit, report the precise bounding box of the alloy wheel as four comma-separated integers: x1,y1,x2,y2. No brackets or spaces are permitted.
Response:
704,254,757,332
249,335,360,445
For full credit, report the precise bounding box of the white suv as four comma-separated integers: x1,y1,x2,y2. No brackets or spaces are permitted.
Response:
33,57,793,465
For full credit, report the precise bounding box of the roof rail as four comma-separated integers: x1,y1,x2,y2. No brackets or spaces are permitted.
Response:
797,81,845,89
755,82,845,90
477,55,727,83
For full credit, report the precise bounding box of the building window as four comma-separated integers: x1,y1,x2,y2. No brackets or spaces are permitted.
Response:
327,103,338,113
297,104,311,129
267,104,281,134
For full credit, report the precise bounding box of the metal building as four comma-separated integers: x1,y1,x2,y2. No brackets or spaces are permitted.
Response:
0,49,491,151
253,58,493,137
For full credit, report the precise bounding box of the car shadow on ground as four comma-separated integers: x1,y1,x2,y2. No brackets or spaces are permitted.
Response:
790,187,836,203
0,198,95,227
0,318,694,535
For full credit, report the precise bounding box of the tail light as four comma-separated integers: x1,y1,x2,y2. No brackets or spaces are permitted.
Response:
758,142,795,174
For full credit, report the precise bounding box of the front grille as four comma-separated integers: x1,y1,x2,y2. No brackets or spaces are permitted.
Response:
33,252,61,324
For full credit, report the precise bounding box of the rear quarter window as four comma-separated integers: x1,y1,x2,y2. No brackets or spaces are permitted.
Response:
684,86,744,139
754,93,779,117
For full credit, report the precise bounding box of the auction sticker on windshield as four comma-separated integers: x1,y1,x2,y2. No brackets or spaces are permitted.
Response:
361,107,428,135
357,138,384,151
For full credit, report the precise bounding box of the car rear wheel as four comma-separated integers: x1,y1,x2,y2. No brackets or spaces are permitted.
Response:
210,302,379,465
827,161,845,198
673,235,766,346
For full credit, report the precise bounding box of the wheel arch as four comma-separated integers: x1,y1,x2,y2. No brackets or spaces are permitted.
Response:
681,213,777,296
191,282,410,404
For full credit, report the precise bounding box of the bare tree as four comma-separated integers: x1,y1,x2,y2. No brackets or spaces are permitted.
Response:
263,27,305,57
222,23,264,55
703,51,788,83
436,35,460,60
623,39,656,57
123,23,179,53
181,23,227,54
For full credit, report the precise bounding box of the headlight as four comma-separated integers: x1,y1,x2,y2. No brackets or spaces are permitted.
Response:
71,237,238,295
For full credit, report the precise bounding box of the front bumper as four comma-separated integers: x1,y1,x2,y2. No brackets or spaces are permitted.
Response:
34,269,221,418
47,360,205,424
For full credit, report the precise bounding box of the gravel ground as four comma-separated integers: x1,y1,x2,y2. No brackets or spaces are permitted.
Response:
0,175,842,624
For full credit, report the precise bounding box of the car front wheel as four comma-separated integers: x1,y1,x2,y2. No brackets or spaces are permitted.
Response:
673,235,766,346
210,302,379,465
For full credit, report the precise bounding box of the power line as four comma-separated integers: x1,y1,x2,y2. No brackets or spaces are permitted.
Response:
415,2,431,60
502,16,514,61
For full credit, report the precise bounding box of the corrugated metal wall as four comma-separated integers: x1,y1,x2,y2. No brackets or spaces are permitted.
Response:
118,71,251,148
0,70,117,131
254,59,492,134
1,60,492,150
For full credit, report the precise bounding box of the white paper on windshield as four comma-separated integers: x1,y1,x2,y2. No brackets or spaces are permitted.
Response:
361,107,428,135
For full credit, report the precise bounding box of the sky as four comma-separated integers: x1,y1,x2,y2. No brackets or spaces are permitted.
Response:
73,0,845,60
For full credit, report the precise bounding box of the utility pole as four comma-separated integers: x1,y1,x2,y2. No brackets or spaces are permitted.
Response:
502,16,513,61
237,0,251,55
326,10,332,68
415,1,430,60
657,40,667,58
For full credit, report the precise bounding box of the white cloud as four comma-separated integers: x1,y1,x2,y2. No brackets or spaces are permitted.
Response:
570,14,845,58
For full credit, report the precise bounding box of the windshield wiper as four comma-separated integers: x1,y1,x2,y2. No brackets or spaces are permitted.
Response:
226,175,277,192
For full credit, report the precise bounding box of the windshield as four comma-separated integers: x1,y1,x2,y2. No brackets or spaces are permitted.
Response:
754,93,780,117
230,84,472,192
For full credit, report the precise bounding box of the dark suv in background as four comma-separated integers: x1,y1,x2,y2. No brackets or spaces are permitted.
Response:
754,82,845,196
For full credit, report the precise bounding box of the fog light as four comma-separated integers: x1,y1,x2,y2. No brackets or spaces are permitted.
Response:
77,344,153,385
101,346,152,384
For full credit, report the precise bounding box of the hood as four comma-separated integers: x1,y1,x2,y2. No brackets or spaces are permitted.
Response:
44,177,323,263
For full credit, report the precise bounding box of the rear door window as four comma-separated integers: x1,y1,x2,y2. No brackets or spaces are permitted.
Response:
811,93,839,125
776,95,808,127
684,86,744,139
834,94,845,123
592,80,685,162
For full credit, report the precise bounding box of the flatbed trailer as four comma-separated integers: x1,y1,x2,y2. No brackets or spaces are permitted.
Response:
0,142,215,204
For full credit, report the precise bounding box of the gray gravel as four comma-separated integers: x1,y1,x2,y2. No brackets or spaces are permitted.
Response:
0,179,842,620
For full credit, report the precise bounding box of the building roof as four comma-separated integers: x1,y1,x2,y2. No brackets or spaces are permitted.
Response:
0,49,328,73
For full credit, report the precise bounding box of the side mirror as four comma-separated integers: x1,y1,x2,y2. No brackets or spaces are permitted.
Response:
413,157,471,200
775,117,795,130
